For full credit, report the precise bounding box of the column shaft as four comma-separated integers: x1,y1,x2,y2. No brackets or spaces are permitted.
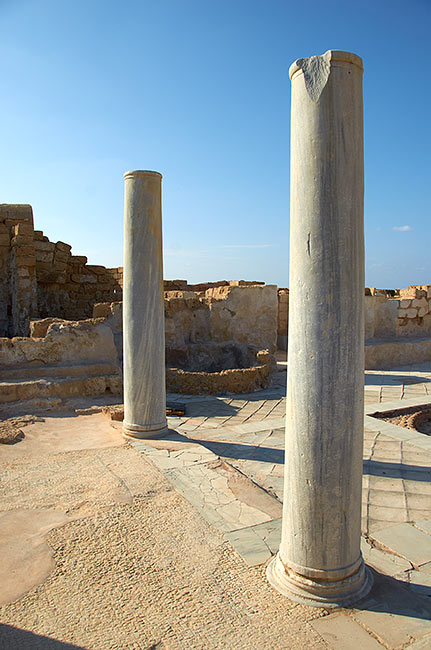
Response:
122,170,168,438
267,51,372,607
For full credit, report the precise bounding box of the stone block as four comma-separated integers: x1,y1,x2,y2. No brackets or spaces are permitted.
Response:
53,260,68,272
413,297,428,309
53,250,71,263
34,240,55,252
17,267,30,278
370,523,431,566
12,235,34,247
400,299,411,309
35,250,53,264
70,255,88,265
406,308,418,318
55,241,72,253
86,265,108,275
0,234,10,246
13,222,34,236
33,230,45,240
419,306,429,317
16,256,36,267
14,245,34,258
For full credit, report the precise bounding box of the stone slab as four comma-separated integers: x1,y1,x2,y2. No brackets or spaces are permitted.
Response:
416,521,431,536
225,518,282,566
353,603,431,649
361,538,411,576
370,523,431,566
311,614,385,650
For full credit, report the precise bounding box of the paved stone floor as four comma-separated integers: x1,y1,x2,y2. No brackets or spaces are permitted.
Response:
0,358,430,649
132,358,431,649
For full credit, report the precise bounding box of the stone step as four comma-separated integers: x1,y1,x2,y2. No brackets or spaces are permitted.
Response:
0,374,122,404
1,362,120,380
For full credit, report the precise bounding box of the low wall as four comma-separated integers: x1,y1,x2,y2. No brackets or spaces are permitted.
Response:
96,284,278,368
0,320,119,368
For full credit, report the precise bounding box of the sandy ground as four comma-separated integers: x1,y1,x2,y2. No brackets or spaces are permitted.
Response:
0,413,327,650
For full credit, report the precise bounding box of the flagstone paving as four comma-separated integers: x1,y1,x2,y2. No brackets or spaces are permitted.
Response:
128,360,431,649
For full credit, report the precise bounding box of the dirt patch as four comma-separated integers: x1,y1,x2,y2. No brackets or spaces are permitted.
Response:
371,404,431,435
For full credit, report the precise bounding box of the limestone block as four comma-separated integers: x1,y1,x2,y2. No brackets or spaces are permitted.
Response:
55,241,72,253
413,297,428,309
30,318,68,338
419,306,429,317
34,240,55,252
0,234,10,246
70,256,88,265
14,245,34,258
36,252,54,264
33,230,45,241
208,285,278,355
400,299,411,309
53,250,71,263
86,265,108,275
80,274,97,284
13,222,34,237
406,309,418,318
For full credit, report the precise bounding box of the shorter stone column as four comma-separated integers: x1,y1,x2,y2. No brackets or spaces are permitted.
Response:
122,170,168,439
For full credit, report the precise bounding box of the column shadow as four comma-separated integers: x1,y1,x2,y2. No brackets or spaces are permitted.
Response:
0,625,88,650
355,568,431,621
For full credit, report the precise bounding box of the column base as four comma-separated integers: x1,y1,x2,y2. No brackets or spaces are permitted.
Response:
122,420,169,440
266,552,373,608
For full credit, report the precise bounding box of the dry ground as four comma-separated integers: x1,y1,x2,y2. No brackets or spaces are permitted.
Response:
0,413,327,650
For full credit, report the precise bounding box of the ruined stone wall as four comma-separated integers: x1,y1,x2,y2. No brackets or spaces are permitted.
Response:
365,285,431,340
0,204,123,336
0,205,38,337
277,289,289,350
95,284,278,366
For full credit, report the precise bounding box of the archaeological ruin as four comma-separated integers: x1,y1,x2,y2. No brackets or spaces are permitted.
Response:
2,195,431,417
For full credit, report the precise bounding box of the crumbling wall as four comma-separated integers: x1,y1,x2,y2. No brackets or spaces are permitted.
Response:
34,229,122,320
0,204,123,336
365,285,431,340
0,205,38,337
277,289,289,350
94,284,278,367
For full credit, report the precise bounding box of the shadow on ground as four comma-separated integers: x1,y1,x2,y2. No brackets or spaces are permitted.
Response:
364,373,431,386
0,625,88,650
356,568,431,620
363,460,431,482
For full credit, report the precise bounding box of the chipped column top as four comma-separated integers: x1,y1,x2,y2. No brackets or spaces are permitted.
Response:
289,50,363,102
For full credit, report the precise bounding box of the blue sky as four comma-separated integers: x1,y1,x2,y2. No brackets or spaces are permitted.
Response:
1,0,429,289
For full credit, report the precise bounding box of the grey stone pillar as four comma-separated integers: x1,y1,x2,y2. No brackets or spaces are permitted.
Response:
267,51,372,607
122,170,168,439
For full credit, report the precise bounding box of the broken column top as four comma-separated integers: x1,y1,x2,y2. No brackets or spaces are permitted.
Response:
289,50,363,79
289,50,363,103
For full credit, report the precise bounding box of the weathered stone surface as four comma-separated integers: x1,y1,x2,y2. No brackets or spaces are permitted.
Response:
122,171,168,439
267,50,371,607
166,362,269,395
0,320,118,367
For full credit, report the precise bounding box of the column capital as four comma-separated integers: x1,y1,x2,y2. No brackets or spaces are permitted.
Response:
123,170,162,181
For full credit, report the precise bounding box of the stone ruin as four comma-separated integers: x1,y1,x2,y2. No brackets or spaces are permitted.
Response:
2,202,431,412
0,205,279,409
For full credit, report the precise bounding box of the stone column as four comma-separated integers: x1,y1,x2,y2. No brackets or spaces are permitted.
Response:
122,170,168,439
267,51,372,607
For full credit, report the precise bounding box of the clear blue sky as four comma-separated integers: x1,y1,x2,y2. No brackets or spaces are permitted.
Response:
1,0,429,289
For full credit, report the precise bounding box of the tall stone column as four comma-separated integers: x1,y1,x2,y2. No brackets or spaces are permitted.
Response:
267,51,372,607
122,170,168,439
